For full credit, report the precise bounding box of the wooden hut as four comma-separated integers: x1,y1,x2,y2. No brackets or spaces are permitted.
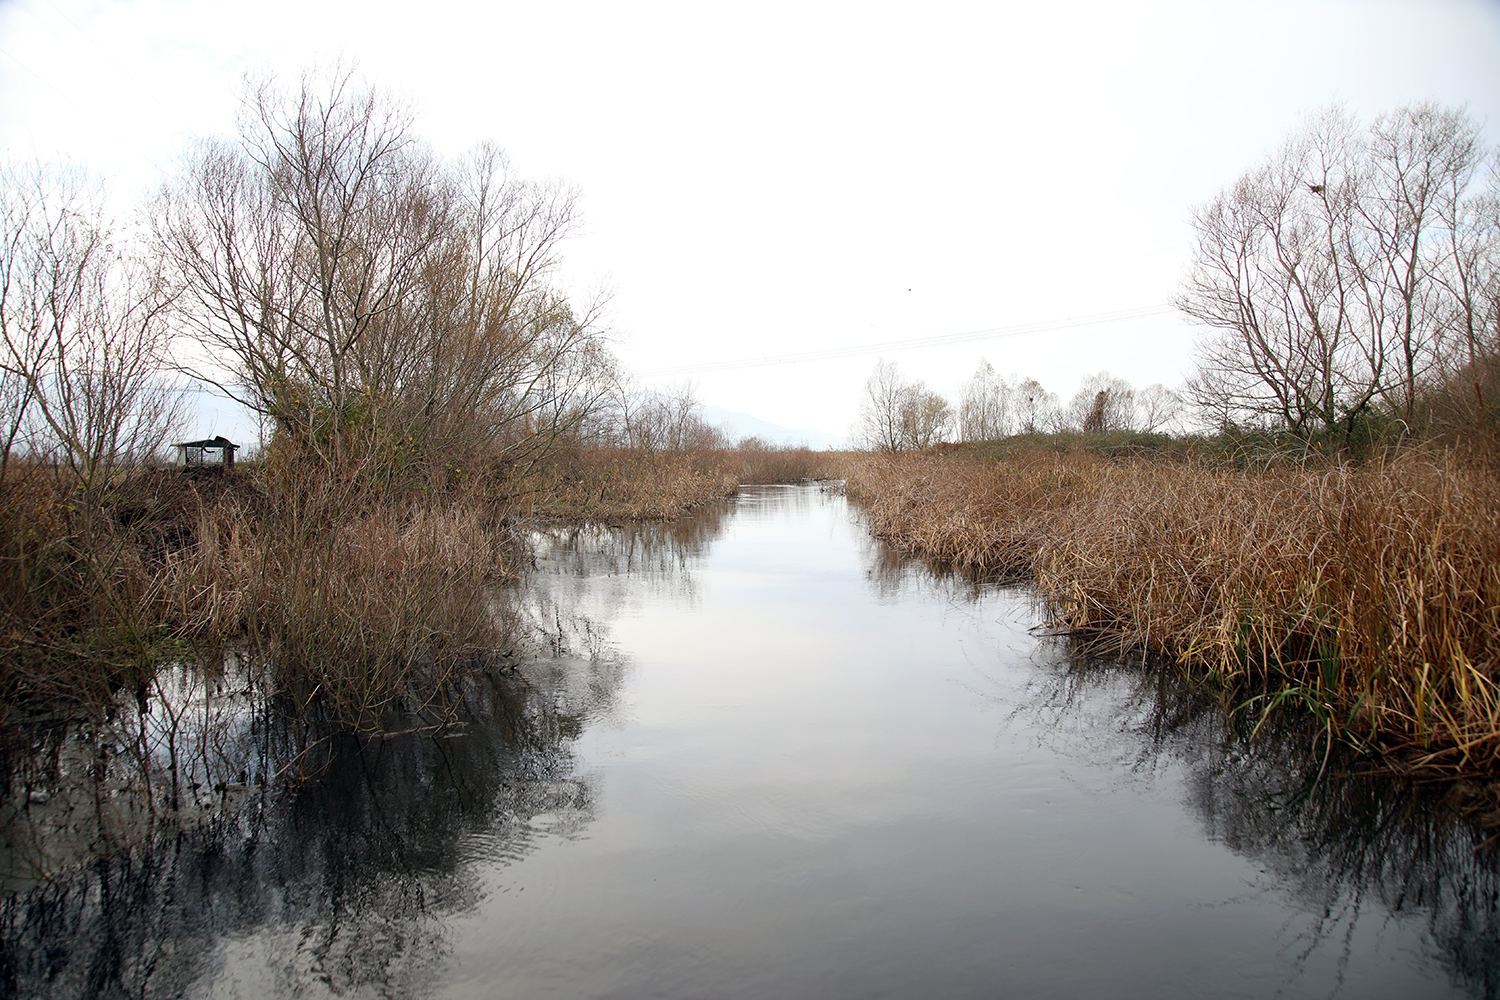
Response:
176,436,239,472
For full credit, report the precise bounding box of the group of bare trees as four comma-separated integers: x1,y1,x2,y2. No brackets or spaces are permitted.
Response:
858,359,955,450
155,71,614,477
1,69,621,486
0,166,186,487
1178,102,1498,439
858,359,1183,449
591,382,728,452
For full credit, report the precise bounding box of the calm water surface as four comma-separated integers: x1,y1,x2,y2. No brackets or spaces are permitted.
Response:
6,484,1499,998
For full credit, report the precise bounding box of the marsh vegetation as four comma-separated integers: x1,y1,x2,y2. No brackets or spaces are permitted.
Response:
844,102,1500,779
1,69,1497,996
7,486,1497,999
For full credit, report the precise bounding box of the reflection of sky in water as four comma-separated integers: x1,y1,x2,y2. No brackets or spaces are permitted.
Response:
7,484,1494,998
440,485,1486,1000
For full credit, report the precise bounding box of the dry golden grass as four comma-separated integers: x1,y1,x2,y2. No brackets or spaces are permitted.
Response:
0,465,527,736
849,450,1500,772
508,448,738,521
506,445,847,521
0,442,823,740
170,482,523,728
725,446,849,485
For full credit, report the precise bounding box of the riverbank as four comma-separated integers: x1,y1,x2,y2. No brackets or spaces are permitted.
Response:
0,445,843,765
13,483,1496,999
847,449,1500,775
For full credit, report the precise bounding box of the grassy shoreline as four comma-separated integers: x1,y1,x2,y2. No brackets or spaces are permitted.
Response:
0,445,838,753
848,448,1500,776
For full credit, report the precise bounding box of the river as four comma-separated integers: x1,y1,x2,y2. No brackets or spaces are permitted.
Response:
5,483,1499,998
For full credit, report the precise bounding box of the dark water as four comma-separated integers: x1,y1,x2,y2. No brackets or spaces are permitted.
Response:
4,483,1499,998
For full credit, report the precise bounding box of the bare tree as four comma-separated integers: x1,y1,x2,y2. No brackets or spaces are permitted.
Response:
958,359,1010,441
1135,383,1186,433
155,69,609,476
1012,377,1059,434
0,163,184,487
1361,103,1484,421
1179,103,1498,440
1066,372,1135,433
1178,110,1366,436
859,358,907,451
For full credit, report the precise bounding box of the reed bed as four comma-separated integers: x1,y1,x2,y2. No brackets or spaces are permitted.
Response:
848,451,1500,772
168,484,523,728
509,446,848,521
511,448,738,521
0,441,848,775
725,446,850,485
0,441,814,747
0,467,527,742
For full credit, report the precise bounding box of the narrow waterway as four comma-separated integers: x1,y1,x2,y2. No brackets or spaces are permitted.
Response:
6,483,1499,998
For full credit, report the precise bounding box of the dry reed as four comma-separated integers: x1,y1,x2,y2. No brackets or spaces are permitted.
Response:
0,441,814,744
509,448,738,521
848,451,1500,772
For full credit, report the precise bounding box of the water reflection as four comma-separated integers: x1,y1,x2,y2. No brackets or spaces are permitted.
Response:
0,500,738,998
7,485,1500,998
1003,636,1500,997
859,494,1500,997
1,629,628,998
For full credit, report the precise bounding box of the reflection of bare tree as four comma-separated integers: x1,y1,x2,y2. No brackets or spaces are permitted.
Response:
0,494,736,998
0,638,621,998
863,520,1500,996
1024,647,1500,998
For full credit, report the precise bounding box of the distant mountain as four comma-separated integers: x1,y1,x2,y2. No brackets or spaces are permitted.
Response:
702,406,847,450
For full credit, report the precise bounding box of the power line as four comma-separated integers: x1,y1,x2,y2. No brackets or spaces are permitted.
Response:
38,0,152,96
636,303,1174,377
0,43,168,176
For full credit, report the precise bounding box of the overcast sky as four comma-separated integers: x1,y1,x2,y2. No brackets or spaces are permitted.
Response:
2,0,1498,441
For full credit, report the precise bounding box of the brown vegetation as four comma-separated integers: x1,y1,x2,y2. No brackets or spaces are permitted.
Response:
849,449,1500,774
0,439,842,752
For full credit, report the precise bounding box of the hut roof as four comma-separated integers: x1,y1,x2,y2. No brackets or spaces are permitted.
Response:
176,436,239,450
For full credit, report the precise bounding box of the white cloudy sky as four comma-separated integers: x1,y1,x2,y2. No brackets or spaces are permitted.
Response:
2,0,1498,441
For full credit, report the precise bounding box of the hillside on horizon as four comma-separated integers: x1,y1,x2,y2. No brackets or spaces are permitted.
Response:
703,406,847,450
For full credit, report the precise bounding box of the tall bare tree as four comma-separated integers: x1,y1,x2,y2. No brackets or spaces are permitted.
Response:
1135,383,1185,434
1179,103,1498,440
958,359,1010,441
1361,103,1483,421
155,69,609,476
1012,377,1059,434
859,358,908,451
0,163,184,487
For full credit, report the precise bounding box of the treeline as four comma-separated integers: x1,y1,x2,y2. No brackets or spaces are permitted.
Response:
1180,103,1499,448
857,359,1183,451
859,102,1499,457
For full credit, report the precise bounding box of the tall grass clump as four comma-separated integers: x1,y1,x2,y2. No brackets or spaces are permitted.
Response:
166,470,525,730
726,443,847,484
0,460,528,756
848,450,1500,771
507,446,738,521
